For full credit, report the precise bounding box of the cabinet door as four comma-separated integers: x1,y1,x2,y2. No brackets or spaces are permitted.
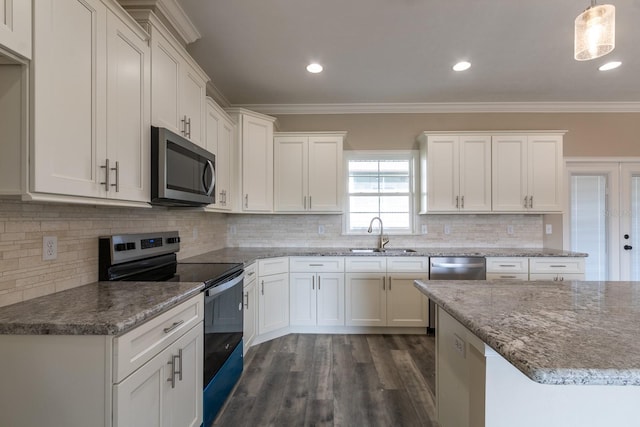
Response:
426,135,459,211
459,135,491,211
308,136,343,212
165,325,203,427
205,99,221,207
0,0,31,59
181,64,207,147
32,0,107,198
492,135,528,212
289,273,316,326
242,115,274,211
105,11,150,202
150,29,181,134
316,273,345,326
114,325,203,427
217,117,234,210
258,272,289,334
274,136,308,212
527,135,563,212
345,273,386,326
243,278,257,353
387,273,428,327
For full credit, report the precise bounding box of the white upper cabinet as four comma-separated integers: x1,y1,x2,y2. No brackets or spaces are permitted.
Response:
31,0,150,204
492,133,564,212
205,97,234,210
0,0,31,59
133,10,209,148
418,133,491,213
274,132,345,213
227,108,277,212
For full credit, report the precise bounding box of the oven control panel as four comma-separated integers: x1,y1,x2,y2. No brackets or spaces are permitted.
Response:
101,231,181,265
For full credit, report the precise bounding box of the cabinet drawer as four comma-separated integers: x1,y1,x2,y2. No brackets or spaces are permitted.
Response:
113,294,204,383
258,257,289,276
244,262,257,285
529,257,585,274
290,257,344,272
486,273,529,281
529,273,585,281
345,256,386,272
486,257,529,274
386,257,429,272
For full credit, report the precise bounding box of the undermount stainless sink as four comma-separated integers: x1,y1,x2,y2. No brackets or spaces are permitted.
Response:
349,248,416,253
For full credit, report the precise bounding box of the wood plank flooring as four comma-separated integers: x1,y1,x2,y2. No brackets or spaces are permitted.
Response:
213,334,438,427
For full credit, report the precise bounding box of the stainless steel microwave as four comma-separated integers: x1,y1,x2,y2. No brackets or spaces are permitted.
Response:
151,127,215,206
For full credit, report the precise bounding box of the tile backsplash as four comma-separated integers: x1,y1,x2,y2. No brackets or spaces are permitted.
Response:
0,200,227,307
227,214,543,248
1,198,544,308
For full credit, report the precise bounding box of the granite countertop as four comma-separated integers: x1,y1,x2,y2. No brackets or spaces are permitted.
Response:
0,281,204,335
414,280,640,386
180,247,586,265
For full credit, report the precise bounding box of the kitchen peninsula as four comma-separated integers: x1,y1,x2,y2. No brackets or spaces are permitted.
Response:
414,279,640,427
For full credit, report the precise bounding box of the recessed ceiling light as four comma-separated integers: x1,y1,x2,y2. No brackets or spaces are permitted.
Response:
453,61,471,71
306,63,323,73
599,61,621,71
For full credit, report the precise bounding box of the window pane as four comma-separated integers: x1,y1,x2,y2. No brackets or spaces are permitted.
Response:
380,196,409,212
380,213,410,229
350,213,379,230
349,176,379,193
380,176,409,192
379,161,409,174
349,196,380,213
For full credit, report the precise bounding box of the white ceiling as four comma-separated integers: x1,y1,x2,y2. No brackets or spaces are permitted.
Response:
177,0,640,110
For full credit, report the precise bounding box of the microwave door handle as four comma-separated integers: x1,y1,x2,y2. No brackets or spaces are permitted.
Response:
203,160,215,196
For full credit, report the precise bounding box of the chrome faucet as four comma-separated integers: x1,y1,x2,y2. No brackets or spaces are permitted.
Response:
368,216,389,250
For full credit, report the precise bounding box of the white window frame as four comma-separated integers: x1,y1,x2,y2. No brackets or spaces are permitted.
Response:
343,150,419,235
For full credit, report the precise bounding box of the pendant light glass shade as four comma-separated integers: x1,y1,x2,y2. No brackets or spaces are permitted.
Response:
574,3,615,61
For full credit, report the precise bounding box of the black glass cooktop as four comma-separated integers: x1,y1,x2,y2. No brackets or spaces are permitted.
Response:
175,263,243,287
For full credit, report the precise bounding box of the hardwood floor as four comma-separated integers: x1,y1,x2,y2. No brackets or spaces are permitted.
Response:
213,334,438,427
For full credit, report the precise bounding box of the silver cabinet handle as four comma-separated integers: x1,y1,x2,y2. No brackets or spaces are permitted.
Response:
304,196,307,210
312,276,315,290
261,280,264,295
559,276,564,281
431,262,485,269
245,194,249,208
500,275,517,279
309,264,324,267
389,276,392,290
100,158,110,191
529,196,533,208
499,264,517,267
309,196,312,210
163,320,184,334
524,196,528,208
186,117,191,138
176,348,183,381
110,161,119,192
383,276,385,291
244,291,249,309
550,265,567,268
461,196,464,209
167,356,177,388
456,195,459,208
181,115,188,136
247,271,255,277
318,276,321,290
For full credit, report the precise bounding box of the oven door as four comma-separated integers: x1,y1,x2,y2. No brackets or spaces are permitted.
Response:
203,272,243,387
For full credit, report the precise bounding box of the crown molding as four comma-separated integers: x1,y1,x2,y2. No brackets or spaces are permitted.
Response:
118,0,200,45
206,81,231,109
233,102,640,115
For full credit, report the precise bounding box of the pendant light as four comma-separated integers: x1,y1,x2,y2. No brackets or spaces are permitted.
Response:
574,1,615,61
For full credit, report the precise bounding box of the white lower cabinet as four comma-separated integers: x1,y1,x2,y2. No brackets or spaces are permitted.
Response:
0,294,203,427
345,257,429,327
257,258,289,335
486,257,586,281
113,324,202,427
243,262,257,353
290,257,345,327
486,257,530,281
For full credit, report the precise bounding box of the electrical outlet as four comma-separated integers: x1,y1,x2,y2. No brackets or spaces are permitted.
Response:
229,225,237,235
43,236,57,261
545,224,553,234
507,225,514,235
444,224,451,235
421,224,428,234
193,227,198,239
318,225,325,235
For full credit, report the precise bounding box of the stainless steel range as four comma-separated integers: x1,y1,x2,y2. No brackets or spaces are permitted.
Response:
99,231,243,427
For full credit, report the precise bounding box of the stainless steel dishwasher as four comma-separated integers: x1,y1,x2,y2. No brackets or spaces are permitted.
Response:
428,256,486,331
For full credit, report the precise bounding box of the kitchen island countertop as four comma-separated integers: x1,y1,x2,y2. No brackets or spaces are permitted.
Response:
181,247,586,265
0,281,204,335
414,279,640,386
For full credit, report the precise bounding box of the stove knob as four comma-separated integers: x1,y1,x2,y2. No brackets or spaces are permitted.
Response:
126,242,136,250
114,243,126,252
168,237,181,244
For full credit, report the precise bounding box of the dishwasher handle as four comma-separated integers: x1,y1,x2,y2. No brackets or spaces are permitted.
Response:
431,262,485,269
